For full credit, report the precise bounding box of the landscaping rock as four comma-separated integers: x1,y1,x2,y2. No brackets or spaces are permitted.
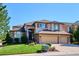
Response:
48,46,59,52
0,40,3,47
48,46,55,51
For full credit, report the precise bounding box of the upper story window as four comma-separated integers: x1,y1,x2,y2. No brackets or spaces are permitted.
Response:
39,23,46,29
54,24,59,31
52,24,59,31
67,26,70,32
35,23,47,33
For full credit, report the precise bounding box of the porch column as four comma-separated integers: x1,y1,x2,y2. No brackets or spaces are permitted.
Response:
26,29,29,43
25,26,29,43
19,32,22,43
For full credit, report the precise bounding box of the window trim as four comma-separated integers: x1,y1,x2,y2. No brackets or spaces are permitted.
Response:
39,23,46,29
52,24,60,31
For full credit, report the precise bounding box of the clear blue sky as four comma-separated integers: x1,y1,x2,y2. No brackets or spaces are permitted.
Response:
5,3,79,29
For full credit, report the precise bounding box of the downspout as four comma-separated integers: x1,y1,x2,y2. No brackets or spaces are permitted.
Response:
57,31,59,44
57,24,60,44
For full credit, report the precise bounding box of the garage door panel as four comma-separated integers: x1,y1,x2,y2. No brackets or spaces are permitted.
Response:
38,34,69,44
39,35,58,44
59,36,67,44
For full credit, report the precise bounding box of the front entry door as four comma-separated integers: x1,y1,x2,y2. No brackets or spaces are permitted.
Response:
28,29,33,43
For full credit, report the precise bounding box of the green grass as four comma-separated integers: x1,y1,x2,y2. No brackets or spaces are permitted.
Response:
0,44,42,55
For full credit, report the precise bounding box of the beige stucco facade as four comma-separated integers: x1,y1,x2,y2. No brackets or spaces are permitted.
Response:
11,20,72,44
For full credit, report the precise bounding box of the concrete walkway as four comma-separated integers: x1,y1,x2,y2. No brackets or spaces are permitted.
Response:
6,44,79,56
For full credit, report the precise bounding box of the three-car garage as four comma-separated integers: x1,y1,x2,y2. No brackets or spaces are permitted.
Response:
35,31,70,44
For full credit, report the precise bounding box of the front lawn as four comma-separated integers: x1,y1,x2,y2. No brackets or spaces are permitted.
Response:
0,44,42,55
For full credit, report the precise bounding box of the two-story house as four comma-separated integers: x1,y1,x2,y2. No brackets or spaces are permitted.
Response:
10,20,73,44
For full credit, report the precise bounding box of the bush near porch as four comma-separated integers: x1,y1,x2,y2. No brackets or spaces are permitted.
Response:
0,44,42,55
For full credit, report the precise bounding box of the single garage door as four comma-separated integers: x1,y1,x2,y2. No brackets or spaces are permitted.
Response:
39,34,58,44
59,36,68,44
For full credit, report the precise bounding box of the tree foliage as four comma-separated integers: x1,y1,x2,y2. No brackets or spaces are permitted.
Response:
0,4,10,40
21,32,27,43
5,31,12,44
69,27,74,43
73,26,79,42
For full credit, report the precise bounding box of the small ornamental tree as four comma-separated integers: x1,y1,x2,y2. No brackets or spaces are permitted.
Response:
74,26,79,43
21,32,27,44
69,27,74,43
5,31,12,44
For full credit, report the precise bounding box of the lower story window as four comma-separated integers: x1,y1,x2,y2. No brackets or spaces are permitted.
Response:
14,32,21,38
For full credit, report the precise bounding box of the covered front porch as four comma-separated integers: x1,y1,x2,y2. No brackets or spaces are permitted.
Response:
10,27,35,44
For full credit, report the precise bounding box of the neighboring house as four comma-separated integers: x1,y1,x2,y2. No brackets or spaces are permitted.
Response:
10,20,77,44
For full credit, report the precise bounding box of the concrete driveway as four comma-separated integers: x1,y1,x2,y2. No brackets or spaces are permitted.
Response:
52,44,79,52
6,44,79,56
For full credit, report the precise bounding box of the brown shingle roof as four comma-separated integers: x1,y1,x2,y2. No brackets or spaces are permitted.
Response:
35,20,64,24
10,29,20,32
25,22,34,25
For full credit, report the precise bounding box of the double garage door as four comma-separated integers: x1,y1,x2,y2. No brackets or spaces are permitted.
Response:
39,34,69,44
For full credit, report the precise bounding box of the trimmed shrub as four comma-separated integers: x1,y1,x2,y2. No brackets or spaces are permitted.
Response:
5,32,13,44
21,32,27,44
15,38,19,43
36,50,42,53
46,43,51,47
37,44,50,53
41,44,50,52
29,42,35,46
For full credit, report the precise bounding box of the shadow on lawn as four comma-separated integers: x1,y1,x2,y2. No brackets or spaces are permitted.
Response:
61,44,79,47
